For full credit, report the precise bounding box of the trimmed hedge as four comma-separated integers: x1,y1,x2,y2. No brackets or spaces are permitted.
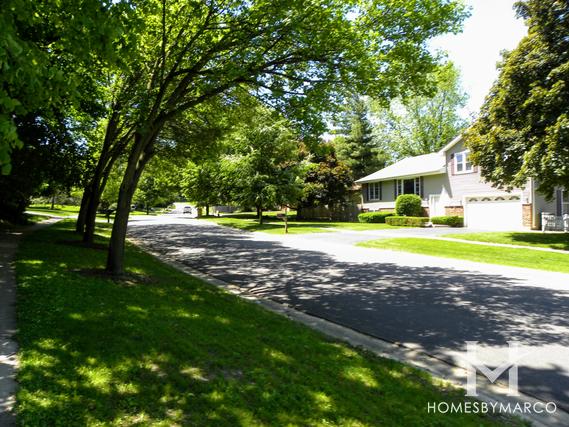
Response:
431,215,464,227
395,194,423,217
358,211,395,223
386,216,429,227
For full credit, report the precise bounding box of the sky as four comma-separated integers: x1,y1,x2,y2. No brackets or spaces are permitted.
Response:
428,0,528,117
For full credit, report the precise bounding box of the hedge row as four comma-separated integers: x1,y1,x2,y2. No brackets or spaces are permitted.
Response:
358,211,395,223
385,216,429,227
430,216,464,227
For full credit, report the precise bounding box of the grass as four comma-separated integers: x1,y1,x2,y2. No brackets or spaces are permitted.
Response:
23,213,49,224
201,212,397,234
0,214,47,230
28,204,80,216
28,204,160,220
358,237,569,273
444,231,569,251
14,221,519,426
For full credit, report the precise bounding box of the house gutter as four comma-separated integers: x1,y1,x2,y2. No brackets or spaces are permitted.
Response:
356,169,446,184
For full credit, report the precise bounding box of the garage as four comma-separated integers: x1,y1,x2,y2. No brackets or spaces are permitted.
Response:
464,195,523,230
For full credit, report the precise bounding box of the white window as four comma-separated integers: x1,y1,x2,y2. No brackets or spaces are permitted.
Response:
396,177,422,197
367,182,382,201
454,150,473,174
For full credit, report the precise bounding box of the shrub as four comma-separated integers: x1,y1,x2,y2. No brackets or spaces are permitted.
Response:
431,215,464,227
395,194,423,217
358,211,395,223
386,216,429,227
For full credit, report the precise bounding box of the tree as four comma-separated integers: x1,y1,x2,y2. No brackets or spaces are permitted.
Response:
0,0,134,174
0,113,86,222
133,158,180,213
333,97,388,179
182,161,224,216
372,62,468,161
299,143,354,216
222,109,306,223
83,0,466,274
464,0,568,198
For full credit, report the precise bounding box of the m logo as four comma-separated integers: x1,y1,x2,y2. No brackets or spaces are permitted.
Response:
464,341,523,397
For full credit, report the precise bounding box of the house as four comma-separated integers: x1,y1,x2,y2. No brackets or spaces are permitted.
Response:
355,135,568,230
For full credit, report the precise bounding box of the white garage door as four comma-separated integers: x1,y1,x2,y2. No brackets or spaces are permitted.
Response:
465,195,523,230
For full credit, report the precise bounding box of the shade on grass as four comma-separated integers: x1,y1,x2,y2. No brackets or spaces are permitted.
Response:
358,237,569,273
14,221,517,426
444,232,569,251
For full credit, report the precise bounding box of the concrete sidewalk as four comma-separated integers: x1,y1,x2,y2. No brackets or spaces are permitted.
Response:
0,218,60,426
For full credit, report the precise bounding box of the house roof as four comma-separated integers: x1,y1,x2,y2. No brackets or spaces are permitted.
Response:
355,152,446,183
438,134,463,154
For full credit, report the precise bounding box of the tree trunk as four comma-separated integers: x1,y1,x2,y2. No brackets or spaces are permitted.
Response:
50,193,55,210
106,134,154,275
257,205,263,224
83,139,126,244
76,186,92,233
83,182,104,244
77,112,122,238
205,204,209,216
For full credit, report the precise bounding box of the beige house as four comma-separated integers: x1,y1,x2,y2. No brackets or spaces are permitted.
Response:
356,136,568,230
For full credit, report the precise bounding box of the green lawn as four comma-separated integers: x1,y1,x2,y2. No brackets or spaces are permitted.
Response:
14,221,517,426
445,231,569,251
358,237,569,273
201,213,397,234
24,213,49,224
28,204,80,216
28,204,160,219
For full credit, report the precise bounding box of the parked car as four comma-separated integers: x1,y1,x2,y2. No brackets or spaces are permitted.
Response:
183,206,192,214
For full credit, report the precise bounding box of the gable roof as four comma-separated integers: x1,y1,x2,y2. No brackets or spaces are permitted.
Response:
438,134,463,154
355,152,446,183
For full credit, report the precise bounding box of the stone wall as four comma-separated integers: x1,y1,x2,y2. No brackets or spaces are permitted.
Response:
522,203,533,228
445,206,464,217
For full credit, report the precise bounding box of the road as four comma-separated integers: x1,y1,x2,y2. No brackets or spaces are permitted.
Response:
128,215,569,411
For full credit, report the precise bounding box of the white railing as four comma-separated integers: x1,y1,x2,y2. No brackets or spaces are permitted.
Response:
542,213,569,232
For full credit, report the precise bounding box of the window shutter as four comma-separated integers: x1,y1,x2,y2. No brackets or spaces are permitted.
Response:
363,184,368,202
379,181,383,201
557,189,563,216
420,176,424,198
394,180,397,198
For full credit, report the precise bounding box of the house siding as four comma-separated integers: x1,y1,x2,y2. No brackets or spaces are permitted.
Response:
360,175,446,211
532,186,564,229
445,140,530,205
358,138,556,231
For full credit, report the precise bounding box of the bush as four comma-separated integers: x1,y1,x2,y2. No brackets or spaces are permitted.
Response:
358,211,395,223
386,216,429,227
431,215,464,227
395,194,423,217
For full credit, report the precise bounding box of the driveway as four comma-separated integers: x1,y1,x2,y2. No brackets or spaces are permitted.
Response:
128,215,569,411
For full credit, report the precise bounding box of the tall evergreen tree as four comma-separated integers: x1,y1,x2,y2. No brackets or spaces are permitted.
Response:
333,97,387,179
